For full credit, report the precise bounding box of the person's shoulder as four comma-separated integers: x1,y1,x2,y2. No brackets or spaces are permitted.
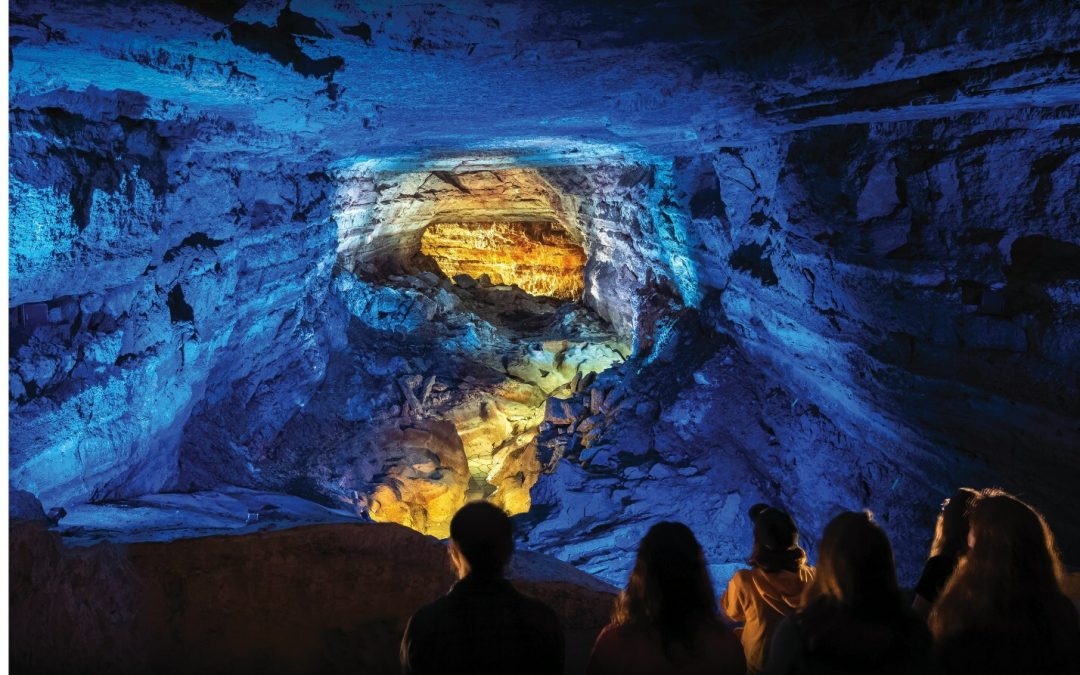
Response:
699,621,746,670
593,622,625,645
925,554,956,569
722,569,753,600
776,610,801,633
592,623,652,656
511,586,561,625
1053,589,1080,628
402,594,454,661
700,619,739,644
407,595,453,630
765,613,804,671
588,623,638,672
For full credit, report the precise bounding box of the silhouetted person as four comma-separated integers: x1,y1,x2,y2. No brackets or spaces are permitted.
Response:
400,502,563,675
912,488,978,619
930,489,1080,675
586,522,745,675
722,503,815,674
766,511,937,675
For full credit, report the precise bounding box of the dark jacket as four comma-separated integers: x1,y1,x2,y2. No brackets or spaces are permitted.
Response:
935,595,1080,675
400,575,564,675
586,621,745,675
913,555,958,605
765,603,939,675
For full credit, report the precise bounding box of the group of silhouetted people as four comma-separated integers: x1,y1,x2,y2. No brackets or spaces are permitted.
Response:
401,488,1080,674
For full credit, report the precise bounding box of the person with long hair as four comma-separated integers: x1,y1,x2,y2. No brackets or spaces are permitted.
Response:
586,521,745,675
912,487,978,619
929,489,1080,674
765,511,937,675
721,503,815,674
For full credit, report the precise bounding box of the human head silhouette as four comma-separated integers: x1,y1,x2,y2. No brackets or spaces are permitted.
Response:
613,521,717,658
930,489,1074,661
448,501,514,579
747,503,806,573
963,489,1064,592
805,510,902,621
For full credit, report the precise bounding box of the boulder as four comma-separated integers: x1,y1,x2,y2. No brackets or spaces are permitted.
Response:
544,397,577,425
10,522,616,674
9,488,47,523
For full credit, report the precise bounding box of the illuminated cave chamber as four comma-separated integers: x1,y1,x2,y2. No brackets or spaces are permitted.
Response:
12,2,1079,620
420,221,586,300
324,167,631,537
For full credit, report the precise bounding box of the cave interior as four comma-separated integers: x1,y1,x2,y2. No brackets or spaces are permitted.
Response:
7,0,1080,671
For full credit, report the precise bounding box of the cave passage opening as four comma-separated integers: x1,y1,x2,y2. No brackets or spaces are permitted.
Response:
419,220,587,301
334,167,632,537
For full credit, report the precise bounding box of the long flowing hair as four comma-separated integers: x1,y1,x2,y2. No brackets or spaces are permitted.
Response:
612,522,719,659
930,489,1070,640
930,487,979,559
800,511,906,624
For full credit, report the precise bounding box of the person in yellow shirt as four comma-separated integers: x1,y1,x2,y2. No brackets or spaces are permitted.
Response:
721,504,815,675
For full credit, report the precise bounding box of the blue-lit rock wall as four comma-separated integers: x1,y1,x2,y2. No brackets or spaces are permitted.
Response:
9,88,338,504
8,0,1080,587
524,109,1080,584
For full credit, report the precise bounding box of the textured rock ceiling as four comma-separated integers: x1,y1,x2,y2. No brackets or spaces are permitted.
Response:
7,0,1080,586
13,0,1077,162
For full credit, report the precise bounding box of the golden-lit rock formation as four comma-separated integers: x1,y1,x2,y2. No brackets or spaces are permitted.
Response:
359,335,626,536
421,221,586,299
337,168,586,284
441,341,626,520
487,435,542,516
331,166,627,536
365,421,470,539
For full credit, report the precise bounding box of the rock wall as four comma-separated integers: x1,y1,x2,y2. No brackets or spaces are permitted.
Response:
702,99,1080,571
9,89,339,506
8,0,1079,594
332,163,694,340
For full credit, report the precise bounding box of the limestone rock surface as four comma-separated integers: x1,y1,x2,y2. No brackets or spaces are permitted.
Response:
421,221,586,300
7,0,1080,599
10,521,615,674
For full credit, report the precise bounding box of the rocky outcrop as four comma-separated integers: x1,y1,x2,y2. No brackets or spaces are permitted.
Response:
332,164,691,339
8,92,338,508
420,221,586,300
10,521,615,674
698,109,1080,571
258,270,627,537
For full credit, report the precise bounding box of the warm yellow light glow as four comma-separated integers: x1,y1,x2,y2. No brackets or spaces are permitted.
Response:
363,339,627,537
364,422,471,539
421,221,586,299
353,168,626,537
